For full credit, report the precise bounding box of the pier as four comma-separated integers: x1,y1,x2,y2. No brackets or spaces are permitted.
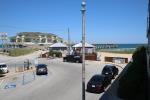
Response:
93,44,118,49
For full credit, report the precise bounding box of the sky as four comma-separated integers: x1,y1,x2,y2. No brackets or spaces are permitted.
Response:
0,0,148,43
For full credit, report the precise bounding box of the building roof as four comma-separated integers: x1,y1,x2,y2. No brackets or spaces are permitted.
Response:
72,43,95,48
49,43,68,48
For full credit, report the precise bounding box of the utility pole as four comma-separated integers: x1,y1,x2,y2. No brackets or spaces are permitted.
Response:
68,28,71,55
0,33,7,52
147,0,150,100
81,0,86,100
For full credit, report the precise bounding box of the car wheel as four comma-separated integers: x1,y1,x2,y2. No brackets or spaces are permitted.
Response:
103,86,106,91
109,80,111,84
63,59,67,62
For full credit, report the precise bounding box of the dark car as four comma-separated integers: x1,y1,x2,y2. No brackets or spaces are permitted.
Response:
36,64,48,75
102,65,119,79
86,74,111,93
63,55,82,63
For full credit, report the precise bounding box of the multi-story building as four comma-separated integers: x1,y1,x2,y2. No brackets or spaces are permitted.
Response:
14,32,64,45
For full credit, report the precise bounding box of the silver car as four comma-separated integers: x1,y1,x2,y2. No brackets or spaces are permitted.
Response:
0,63,9,73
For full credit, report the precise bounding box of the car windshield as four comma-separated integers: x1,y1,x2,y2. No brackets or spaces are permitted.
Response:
0,64,7,68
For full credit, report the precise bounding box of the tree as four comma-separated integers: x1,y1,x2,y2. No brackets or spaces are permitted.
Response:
53,39,57,43
9,36,16,42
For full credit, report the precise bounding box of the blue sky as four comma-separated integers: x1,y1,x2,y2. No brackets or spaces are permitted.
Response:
0,0,148,43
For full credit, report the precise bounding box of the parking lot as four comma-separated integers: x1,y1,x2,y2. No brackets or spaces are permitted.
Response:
0,57,124,100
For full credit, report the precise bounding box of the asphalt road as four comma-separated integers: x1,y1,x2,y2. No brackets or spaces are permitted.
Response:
0,55,123,100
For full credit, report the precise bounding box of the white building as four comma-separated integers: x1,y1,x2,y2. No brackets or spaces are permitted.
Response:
72,42,95,54
49,43,68,51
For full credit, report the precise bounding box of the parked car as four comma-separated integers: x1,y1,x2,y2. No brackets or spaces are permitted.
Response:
86,74,111,93
102,65,119,79
36,64,48,75
0,63,9,74
63,55,82,63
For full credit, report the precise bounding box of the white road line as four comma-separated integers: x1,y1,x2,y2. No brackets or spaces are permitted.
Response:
0,79,4,88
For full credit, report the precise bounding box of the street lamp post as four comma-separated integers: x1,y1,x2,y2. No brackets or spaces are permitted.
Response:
68,28,71,55
81,0,86,100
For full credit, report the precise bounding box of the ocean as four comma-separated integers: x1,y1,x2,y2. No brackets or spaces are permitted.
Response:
0,43,147,49
117,44,147,49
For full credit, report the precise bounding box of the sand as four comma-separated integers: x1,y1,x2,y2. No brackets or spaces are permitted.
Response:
97,51,132,63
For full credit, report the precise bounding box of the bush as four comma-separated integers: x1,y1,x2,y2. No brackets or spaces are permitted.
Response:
117,46,147,100
49,51,62,57
97,49,135,54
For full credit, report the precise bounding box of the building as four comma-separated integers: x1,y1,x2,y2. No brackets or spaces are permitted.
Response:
72,42,95,54
49,43,68,51
14,32,64,45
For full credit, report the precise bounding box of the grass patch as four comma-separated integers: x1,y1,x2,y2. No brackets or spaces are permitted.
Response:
8,48,39,56
96,49,135,54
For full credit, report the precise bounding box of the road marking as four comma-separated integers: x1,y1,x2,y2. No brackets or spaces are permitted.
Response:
4,83,16,89
0,79,4,88
0,80,4,85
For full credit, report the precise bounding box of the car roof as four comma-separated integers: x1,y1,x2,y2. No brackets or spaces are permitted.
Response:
90,74,106,82
104,65,115,68
36,64,47,67
0,63,6,65
67,55,74,56
92,74,105,78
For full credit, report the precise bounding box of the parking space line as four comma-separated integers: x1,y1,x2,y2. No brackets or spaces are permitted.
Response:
0,79,4,88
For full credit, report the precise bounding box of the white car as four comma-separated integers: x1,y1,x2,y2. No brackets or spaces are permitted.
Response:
0,63,9,73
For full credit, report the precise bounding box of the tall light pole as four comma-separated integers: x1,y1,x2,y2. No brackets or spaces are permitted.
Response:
81,0,86,100
68,28,71,55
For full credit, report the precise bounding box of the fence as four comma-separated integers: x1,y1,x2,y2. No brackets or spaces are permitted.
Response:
7,60,36,73
0,71,36,90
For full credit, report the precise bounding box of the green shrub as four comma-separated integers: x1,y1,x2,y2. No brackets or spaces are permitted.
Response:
97,49,135,54
49,51,62,57
118,46,147,100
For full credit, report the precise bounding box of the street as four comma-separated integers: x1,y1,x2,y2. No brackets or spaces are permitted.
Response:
0,55,123,100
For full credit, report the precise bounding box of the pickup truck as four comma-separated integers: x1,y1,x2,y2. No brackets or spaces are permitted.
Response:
63,55,82,63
